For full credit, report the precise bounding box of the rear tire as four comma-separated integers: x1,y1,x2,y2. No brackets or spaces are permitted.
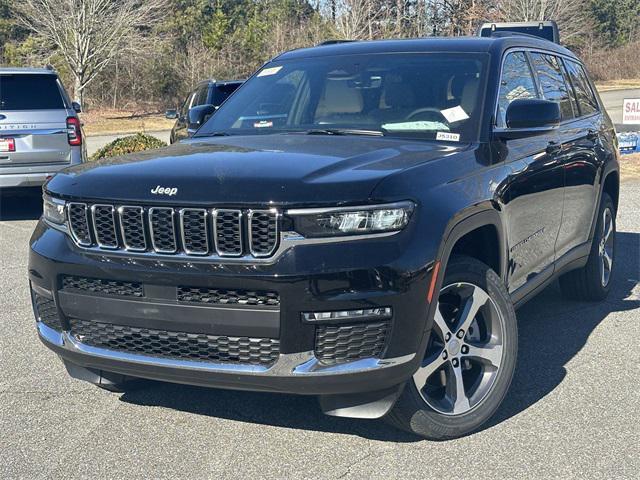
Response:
559,193,615,301
386,256,517,440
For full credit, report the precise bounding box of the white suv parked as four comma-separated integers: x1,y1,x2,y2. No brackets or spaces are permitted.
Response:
0,67,85,190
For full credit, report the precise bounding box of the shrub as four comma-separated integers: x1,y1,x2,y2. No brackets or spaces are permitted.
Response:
90,133,167,161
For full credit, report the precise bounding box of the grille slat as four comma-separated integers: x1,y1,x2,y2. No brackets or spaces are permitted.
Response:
315,321,390,365
69,319,280,366
249,210,279,257
149,207,177,253
118,206,147,251
180,208,209,255
213,209,243,256
66,202,279,259
68,203,92,246
178,287,280,306
91,204,118,248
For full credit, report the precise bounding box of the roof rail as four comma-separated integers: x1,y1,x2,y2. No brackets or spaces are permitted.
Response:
478,21,560,44
317,39,356,46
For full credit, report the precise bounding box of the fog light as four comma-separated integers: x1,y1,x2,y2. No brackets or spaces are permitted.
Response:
302,307,392,323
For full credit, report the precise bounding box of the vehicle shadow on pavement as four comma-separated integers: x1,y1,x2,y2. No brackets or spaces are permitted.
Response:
119,231,639,442
0,187,43,221
484,230,639,431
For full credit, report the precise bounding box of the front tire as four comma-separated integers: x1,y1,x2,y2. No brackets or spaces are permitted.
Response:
386,256,518,440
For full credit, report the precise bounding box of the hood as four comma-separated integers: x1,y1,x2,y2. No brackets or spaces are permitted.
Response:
46,135,468,206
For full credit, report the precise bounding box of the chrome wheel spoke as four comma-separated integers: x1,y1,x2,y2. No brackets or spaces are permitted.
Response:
465,344,503,368
603,213,613,243
432,309,451,339
413,351,446,388
457,286,489,333
449,364,470,414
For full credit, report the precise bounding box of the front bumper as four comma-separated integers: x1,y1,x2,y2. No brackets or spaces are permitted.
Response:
29,219,436,397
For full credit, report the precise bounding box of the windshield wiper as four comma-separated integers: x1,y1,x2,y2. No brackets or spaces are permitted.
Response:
303,128,384,137
196,131,231,137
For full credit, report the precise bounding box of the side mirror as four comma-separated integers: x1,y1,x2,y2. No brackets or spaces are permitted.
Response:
165,109,178,119
496,99,560,139
187,104,216,135
71,101,82,113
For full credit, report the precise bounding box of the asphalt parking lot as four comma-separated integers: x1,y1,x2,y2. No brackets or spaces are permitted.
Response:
1,183,638,479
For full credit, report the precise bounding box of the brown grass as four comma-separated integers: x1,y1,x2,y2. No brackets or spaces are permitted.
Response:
81,109,174,136
595,79,640,92
620,153,640,181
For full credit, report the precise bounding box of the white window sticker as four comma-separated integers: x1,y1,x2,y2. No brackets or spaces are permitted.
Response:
257,66,282,77
253,120,273,128
436,131,460,142
440,105,469,123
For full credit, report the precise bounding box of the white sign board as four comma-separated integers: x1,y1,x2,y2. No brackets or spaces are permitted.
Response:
623,98,640,124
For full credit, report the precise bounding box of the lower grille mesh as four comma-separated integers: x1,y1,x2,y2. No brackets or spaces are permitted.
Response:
177,287,280,306
315,321,389,365
62,276,143,297
69,319,280,366
34,294,63,331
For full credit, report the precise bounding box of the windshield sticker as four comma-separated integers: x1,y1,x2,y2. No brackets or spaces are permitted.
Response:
382,121,449,132
440,106,469,123
257,66,282,77
253,120,273,128
436,131,460,142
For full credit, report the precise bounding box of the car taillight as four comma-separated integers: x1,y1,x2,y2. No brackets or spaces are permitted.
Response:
66,117,82,146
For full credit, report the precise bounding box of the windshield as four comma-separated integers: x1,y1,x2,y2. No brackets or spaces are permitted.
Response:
196,53,488,142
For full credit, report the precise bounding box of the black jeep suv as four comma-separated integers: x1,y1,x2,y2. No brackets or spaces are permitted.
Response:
30,34,619,440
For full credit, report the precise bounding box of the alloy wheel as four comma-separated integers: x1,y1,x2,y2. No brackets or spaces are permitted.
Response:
413,282,505,416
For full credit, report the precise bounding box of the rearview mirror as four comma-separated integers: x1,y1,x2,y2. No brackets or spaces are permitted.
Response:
495,99,561,139
71,101,82,113
187,104,217,135
165,109,178,119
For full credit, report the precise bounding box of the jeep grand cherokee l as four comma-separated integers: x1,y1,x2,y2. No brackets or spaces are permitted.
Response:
29,35,619,440
0,68,85,190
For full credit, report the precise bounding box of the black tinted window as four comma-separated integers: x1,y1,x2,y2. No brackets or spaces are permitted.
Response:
497,51,539,127
565,61,599,116
0,74,65,110
194,85,209,106
529,53,575,120
213,83,241,106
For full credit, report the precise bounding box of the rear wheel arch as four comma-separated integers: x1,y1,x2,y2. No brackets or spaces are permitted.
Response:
602,170,619,214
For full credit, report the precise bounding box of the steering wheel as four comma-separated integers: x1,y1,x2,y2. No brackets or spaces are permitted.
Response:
404,107,450,126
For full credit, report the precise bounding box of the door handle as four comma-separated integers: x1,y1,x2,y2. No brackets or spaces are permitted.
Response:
546,141,562,155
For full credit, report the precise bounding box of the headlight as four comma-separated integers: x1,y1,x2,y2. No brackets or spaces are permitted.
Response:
43,194,66,225
289,202,414,238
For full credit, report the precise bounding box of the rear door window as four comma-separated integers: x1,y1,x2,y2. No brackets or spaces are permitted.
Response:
0,74,65,110
564,60,599,116
496,51,539,127
529,53,576,120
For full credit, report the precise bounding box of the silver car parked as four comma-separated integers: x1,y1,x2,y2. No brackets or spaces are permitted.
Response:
0,67,86,190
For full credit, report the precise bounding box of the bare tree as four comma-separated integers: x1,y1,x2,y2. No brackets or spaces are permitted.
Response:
496,0,593,43
15,0,167,106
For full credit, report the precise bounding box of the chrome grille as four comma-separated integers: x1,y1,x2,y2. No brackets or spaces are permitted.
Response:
180,208,209,255
149,207,177,253
91,204,118,248
249,210,279,257
213,209,242,256
118,206,146,251
65,202,280,259
68,203,91,246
